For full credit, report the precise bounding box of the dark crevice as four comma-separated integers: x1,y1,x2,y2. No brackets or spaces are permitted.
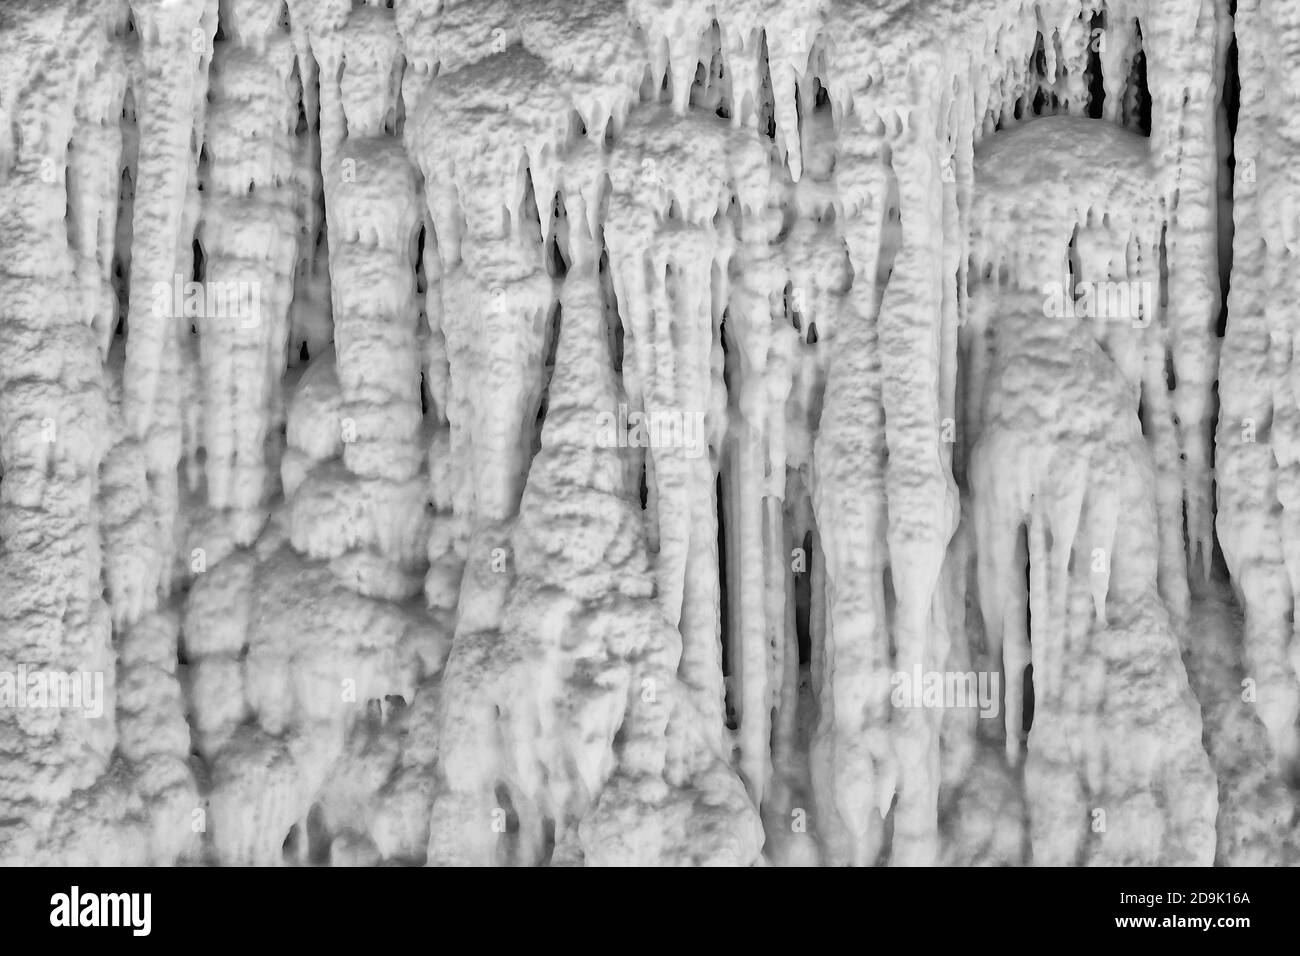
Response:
492,783,520,866
517,167,543,245
690,21,728,117
813,71,829,111
1224,18,1240,140
1022,663,1035,736
1219,18,1239,339
1029,31,1053,117
1086,12,1106,119
795,530,812,666
531,302,561,459
793,79,804,154
191,237,204,284
717,471,736,731
568,109,587,140
110,83,139,354
719,306,732,390
1067,224,1080,296
757,31,777,140
391,59,407,137
1021,523,1034,739
709,21,732,119
598,244,623,374
294,65,309,136
412,221,427,294
1126,22,1152,137
306,803,330,865
546,193,569,279
281,824,300,862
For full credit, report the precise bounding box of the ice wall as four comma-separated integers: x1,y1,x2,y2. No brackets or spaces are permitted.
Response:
0,0,1294,866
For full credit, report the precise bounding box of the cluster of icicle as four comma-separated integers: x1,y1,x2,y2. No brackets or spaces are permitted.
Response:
0,0,1294,866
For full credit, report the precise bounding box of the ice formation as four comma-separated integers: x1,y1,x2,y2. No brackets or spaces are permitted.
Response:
0,0,1295,866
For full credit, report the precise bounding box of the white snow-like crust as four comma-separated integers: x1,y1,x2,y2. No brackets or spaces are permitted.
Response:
0,0,1294,866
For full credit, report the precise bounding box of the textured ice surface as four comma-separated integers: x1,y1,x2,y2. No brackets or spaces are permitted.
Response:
0,0,1295,866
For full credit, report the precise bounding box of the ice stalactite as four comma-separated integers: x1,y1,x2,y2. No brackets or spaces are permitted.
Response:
600,107,739,780
182,0,441,865
413,47,566,866
963,38,1221,861
870,69,962,868
285,0,429,596
121,0,216,603
969,283,1217,864
805,90,894,868
195,0,297,540
597,109,766,862
1217,0,1300,781
70,10,131,365
1144,0,1223,604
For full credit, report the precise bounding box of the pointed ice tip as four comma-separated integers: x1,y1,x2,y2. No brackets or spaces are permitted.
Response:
534,174,559,236
1093,595,1107,628
1196,533,1214,583
772,75,802,181
671,55,695,116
